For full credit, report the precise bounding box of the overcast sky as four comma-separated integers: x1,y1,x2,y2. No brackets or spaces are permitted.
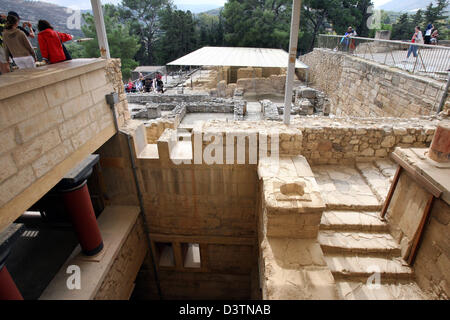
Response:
41,0,390,10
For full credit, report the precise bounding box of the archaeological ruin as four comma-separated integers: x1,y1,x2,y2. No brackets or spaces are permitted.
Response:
0,1,449,303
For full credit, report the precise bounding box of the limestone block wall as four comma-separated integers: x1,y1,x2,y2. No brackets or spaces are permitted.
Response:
237,67,263,80
94,214,148,300
106,59,131,127
236,75,288,97
145,118,177,144
0,59,120,231
413,198,450,300
300,48,449,117
201,117,440,165
292,116,439,164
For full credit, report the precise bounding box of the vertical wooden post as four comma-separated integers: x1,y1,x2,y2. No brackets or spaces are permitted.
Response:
283,0,302,125
90,0,111,59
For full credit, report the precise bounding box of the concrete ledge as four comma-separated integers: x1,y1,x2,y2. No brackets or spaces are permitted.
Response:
0,59,107,100
39,205,142,300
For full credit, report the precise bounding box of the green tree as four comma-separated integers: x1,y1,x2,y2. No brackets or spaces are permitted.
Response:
355,0,374,37
154,6,198,64
64,42,85,59
196,12,225,47
424,0,449,30
411,9,423,28
303,0,369,51
120,0,172,65
391,13,413,40
81,5,140,79
222,0,292,49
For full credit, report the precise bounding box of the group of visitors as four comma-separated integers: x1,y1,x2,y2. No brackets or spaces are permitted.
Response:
424,23,439,45
406,24,440,59
341,26,357,52
0,11,73,74
126,72,165,94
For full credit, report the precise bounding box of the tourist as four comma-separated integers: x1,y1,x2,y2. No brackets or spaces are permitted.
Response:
138,72,145,92
156,78,164,93
0,13,10,74
144,77,153,93
430,29,439,45
8,11,35,39
341,26,357,53
126,79,133,93
2,15,36,69
407,26,423,59
424,23,433,44
37,20,73,64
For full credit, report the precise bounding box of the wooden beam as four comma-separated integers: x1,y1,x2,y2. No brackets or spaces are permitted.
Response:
149,233,256,246
380,165,402,219
407,194,435,266
391,152,443,198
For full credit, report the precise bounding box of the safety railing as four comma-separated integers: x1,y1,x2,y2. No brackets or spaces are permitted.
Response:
317,34,450,81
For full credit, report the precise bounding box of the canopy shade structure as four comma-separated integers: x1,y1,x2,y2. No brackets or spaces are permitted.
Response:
167,47,309,69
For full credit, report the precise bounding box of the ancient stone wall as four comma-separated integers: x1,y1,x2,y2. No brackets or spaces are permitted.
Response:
294,116,438,164
202,116,440,165
414,198,450,300
300,48,449,117
0,59,118,231
106,59,131,127
237,67,263,80
94,215,148,300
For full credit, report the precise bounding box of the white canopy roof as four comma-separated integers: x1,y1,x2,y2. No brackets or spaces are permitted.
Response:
167,46,309,69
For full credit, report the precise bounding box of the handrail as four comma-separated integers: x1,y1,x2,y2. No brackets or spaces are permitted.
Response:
319,34,450,51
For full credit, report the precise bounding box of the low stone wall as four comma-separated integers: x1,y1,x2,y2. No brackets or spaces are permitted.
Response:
300,48,449,117
127,93,210,104
201,116,441,164
293,116,438,164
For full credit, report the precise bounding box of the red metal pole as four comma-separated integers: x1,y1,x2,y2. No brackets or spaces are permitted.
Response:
0,266,23,300
62,181,103,256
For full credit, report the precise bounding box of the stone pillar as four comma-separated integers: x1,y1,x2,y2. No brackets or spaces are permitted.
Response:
429,121,450,163
61,181,104,256
0,263,23,300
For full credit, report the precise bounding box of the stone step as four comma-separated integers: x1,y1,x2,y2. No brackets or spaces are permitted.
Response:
324,254,413,280
355,162,392,203
335,280,428,300
320,211,388,232
318,230,401,255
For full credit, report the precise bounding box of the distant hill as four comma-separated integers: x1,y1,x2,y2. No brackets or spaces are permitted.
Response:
379,0,438,12
0,0,85,38
203,7,223,16
176,4,222,14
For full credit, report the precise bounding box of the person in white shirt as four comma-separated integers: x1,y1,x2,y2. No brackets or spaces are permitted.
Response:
407,26,423,58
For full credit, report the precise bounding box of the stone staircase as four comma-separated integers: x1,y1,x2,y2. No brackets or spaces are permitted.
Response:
313,162,429,300
318,210,428,299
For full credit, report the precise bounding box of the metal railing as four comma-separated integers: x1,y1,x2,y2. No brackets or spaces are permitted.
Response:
317,34,450,81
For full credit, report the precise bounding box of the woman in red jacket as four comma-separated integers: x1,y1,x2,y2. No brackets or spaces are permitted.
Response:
37,20,73,64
